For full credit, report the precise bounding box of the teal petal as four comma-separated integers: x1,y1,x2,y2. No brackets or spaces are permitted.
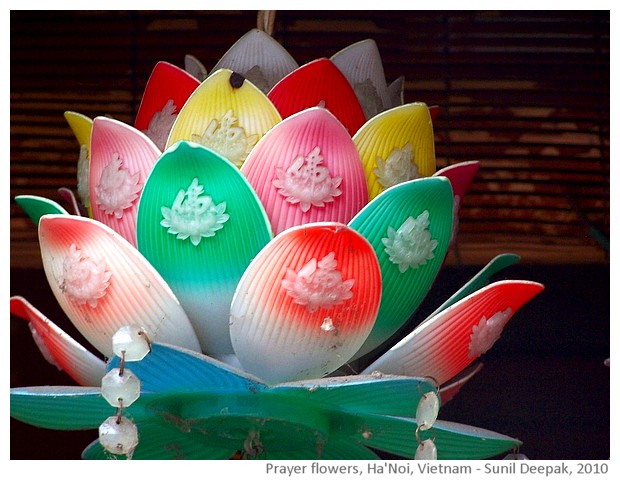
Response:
81,422,237,460
351,413,521,460
258,439,380,460
272,375,438,418
136,141,272,358
349,177,453,358
107,343,266,394
424,253,521,321
10,386,154,430
15,195,69,226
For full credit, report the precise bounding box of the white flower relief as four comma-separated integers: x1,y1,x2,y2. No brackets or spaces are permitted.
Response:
273,146,343,213
59,244,112,308
160,178,230,246
282,252,355,313
382,211,438,273
468,308,513,358
95,153,142,219
191,109,258,167
373,143,419,189
76,144,90,209
142,99,178,151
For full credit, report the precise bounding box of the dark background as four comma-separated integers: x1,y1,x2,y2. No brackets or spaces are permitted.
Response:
10,10,610,460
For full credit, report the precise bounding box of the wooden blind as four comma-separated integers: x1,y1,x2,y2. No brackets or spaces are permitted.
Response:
10,10,610,268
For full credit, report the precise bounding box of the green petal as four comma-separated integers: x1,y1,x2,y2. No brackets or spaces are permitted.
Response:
136,141,272,357
15,195,69,226
82,421,236,460
11,387,153,430
272,375,438,418
351,413,521,460
349,177,453,358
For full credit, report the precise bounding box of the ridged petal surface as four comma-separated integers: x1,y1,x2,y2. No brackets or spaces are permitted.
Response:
230,223,382,384
165,68,281,168
184,54,208,81
11,386,123,430
434,160,480,245
354,413,521,460
331,39,391,119
212,28,299,94
10,296,106,386
241,107,368,235
38,214,201,357
134,61,200,150
268,58,367,135
106,343,265,394
82,423,236,460
136,141,272,357
89,116,161,247
362,280,544,384
272,375,438,418
349,177,454,358
353,103,436,200
64,110,93,152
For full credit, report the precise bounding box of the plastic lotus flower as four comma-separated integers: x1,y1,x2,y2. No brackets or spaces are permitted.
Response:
11,29,544,460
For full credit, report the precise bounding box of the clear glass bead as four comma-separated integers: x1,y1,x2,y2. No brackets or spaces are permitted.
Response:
101,368,141,407
99,415,139,456
504,452,529,460
416,391,439,430
112,325,150,361
415,438,437,460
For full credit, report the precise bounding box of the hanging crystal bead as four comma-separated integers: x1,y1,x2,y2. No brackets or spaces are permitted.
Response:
416,391,439,430
112,326,150,361
99,415,139,456
415,438,437,460
101,368,141,408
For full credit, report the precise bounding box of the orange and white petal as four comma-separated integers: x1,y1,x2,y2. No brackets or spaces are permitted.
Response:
230,223,382,384
38,214,201,358
241,107,368,235
362,280,544,384
10,296,106,386
89,117,161,247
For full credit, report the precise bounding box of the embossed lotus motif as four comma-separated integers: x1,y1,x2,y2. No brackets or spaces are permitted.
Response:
11,28,544,461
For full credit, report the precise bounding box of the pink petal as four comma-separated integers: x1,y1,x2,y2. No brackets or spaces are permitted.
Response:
241,107,368,235
89,117,161,247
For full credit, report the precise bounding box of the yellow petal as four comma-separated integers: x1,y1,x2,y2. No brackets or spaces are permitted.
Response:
353,103,436,200
166,68,281,168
